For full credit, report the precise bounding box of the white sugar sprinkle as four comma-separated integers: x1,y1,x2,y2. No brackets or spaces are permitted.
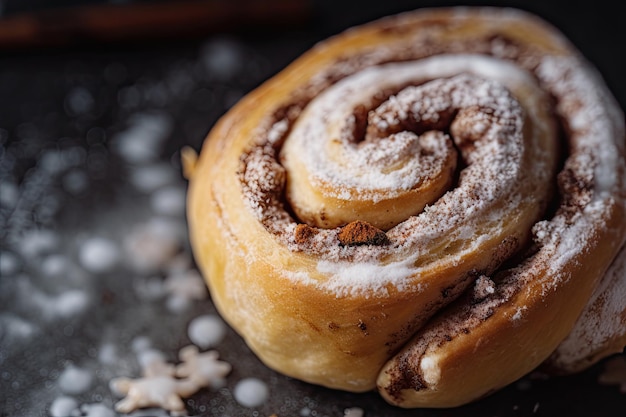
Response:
0,314,38,340
150,186,187,216
0,180,19,209
15,277,89,320
58,364,93,395
128,163,180,193
52,290,90,318
165,294,193,313
49,396,78,417
0,251,20,276
137,348,168,370
98,342,118,365
79,403,116,417
131,336,153,353
112,112,173,164
344,407,365,417
233,377,269,408
78,237,120,273
123,217,183,273
187,314,227,349
18,229,59,258
40,254,69,278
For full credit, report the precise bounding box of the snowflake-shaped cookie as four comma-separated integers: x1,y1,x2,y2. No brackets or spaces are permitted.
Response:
109,344,232,414
176,345,232,388
110,347,197,414
110,375,198,414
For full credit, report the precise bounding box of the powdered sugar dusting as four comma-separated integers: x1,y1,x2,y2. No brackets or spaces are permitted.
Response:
281,55,535,198
527,54,626,288
236,17,626,310
316,257,419,297
243,54,558,296
537,56,624,198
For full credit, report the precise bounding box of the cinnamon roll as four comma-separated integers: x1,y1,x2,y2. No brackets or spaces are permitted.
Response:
185,7,626,408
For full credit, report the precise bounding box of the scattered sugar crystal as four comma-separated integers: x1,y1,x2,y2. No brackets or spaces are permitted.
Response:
0,251,20,276
123,218,182,273
187,314,227,349
78,237,120,273
137,348,168,370
128,163,179,193
98,343,118,365
112,112,173,164
150,186,186,217
58,364,93,394
49,395,78,417
0,314,38,340
511,306,527,321
19,229,59,258
79,403,116,417
40,254,69,278
165,294,193,313
473,275,496,301
52,290,90,318
16,277,89,320
344,407,364,417
0,180,19,209
233,377,269,408
131,336,153,353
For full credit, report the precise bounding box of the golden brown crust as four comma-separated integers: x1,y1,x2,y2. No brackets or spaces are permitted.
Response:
545,242,626,374
187,6,626,408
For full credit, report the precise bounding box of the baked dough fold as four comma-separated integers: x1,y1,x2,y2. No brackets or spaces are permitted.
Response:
186,7,626,408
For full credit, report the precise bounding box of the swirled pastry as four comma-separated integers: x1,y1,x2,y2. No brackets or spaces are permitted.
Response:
185,7,626,408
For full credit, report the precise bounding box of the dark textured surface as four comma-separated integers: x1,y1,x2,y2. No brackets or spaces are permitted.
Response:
1,1,625,416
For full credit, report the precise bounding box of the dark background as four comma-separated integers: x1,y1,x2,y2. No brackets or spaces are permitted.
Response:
1,1,625,416
1,0,625,122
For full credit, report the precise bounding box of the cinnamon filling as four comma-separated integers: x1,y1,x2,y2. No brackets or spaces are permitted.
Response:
237,33,559,258
338,221,389,247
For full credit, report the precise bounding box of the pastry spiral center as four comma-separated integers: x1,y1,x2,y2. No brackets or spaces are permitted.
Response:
240,54,557,267
280,67,524,231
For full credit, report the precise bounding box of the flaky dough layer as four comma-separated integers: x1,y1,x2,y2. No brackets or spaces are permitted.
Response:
186,7,626,408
